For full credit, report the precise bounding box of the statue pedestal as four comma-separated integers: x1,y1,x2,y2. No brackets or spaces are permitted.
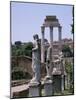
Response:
29,81,41,97
43,76,53,96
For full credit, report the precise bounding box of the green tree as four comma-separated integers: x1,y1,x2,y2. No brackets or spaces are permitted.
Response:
65,61,74,92
23,42,33,57
12,41,33,57
65,61,73,73
62,45,73,57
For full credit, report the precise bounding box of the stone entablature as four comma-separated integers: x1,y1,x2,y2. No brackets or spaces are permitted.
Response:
43,16,60,27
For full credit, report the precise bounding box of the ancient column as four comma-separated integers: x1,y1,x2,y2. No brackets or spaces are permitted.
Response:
45,45,52,78
58,26,62,51
50,26,53,47
41,26,45,63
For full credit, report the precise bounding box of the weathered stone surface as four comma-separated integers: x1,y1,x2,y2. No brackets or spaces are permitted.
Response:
43,16,60,27
11,84,29,98
45,16,58,21
45,45,53,77
53,75,62,93
43,79,53,96
29,82,41,97
30,34,41,83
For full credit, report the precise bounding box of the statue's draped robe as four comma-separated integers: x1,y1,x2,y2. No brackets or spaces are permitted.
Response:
31,39,41,82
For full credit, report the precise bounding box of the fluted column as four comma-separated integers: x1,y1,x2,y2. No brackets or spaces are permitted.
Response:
50,26,53,47
58,26,62,51
41,26,45,63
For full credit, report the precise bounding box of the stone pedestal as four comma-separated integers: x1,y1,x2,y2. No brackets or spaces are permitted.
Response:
43,77,53,96
29,82,41,97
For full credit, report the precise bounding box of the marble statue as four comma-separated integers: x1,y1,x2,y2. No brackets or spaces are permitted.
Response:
45,45,52,79
58,51,63,61
30,34,41,83
58,51,64,74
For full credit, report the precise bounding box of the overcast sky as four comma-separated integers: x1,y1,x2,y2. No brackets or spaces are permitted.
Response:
11,2,73,43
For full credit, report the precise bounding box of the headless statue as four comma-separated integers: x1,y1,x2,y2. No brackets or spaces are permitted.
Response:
45,45,52,79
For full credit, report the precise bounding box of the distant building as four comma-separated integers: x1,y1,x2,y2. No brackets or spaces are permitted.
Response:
45,38,73,51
